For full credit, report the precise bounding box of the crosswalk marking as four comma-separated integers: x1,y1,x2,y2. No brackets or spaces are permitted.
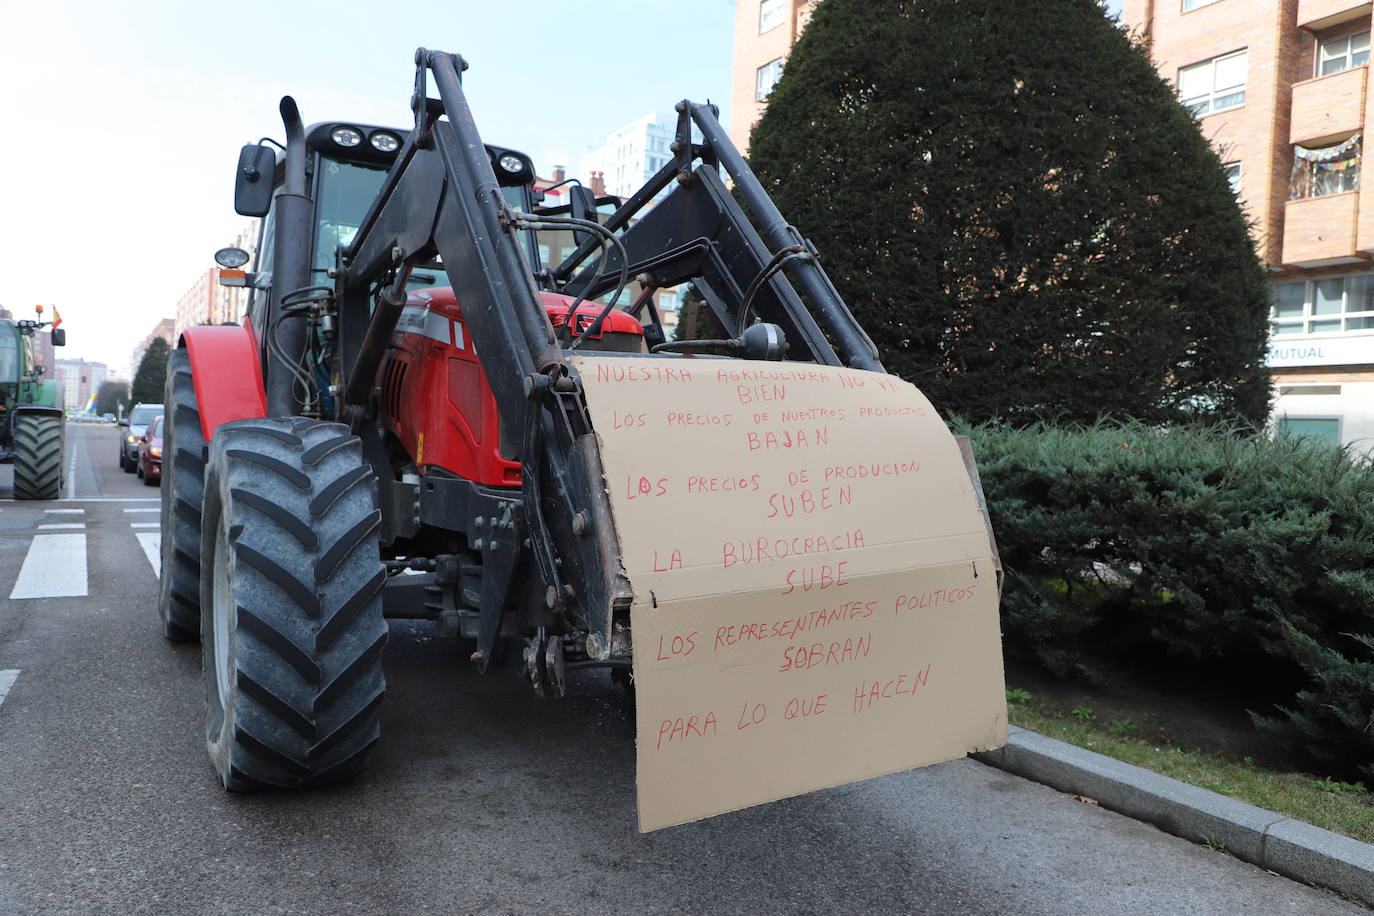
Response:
0,669,19,708
37,523,85,530
130,522,159,529
123,508,159,514
135,532,161,576
10,534,87,599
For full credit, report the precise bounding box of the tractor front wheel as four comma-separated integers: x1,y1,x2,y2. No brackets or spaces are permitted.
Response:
13,414,62,500
201,418,387,790
158,349,206,642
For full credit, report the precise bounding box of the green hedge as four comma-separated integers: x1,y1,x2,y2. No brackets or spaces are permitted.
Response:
960,420,1374,777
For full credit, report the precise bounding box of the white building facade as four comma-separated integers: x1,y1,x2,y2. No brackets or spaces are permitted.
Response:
579,112,682,200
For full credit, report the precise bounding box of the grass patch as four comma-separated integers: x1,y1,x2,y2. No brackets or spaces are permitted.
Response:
1006,688,1374,844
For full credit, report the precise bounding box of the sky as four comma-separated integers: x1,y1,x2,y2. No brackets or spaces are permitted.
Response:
0,0,737,375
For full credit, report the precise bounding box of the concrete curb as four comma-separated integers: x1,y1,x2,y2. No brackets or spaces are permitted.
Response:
973,726,1374,906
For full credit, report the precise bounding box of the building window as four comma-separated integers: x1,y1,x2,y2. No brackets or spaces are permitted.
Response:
1178,50,1247,116
759,0,786,33
1222,162,1241,197
757,58,784,101
1318,30,1370,77
1275,416,1341,446
1289,134,1360,199
1270,273,1374,336
1182,0,1223,10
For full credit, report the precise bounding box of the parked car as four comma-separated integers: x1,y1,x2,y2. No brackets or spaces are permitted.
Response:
137,415,163,486
118,403,163,472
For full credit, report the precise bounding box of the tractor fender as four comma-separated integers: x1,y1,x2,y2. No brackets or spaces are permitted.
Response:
180,325,267,442
12,404,64,418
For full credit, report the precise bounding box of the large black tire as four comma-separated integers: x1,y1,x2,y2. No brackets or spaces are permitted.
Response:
158,349,206,642
201,417,387,790
13,414,62,500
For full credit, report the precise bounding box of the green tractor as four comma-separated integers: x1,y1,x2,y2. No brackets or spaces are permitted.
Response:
0,309,66,499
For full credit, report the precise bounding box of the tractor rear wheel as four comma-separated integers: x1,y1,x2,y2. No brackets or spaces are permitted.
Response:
201,417,387,790
13,414,62,500
158,349,206,642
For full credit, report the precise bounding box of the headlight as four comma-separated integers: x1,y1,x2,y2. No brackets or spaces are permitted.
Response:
126,434,136,443
150,446,162,457
330,126,363,148
370,131,400,153
498,154,524,173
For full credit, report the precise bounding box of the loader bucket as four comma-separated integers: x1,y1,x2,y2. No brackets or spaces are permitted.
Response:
569,354,1006,831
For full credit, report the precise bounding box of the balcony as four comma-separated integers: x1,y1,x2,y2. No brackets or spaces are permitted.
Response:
1283,192,1363,267
1299,0,1372,31
1291,68,1367,144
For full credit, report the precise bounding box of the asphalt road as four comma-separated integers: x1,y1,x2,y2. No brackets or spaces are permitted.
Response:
0,423,1361,915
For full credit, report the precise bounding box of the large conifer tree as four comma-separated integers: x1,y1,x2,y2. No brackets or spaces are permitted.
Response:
748,0,1272,425
131,338,170,405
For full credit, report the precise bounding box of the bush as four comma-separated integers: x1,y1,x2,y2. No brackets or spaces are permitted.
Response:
749,0,1273,426
963,419,1374,776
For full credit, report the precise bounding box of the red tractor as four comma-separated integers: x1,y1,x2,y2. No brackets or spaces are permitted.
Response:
161,50,998,809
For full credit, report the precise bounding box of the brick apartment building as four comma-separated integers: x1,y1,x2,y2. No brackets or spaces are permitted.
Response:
1124,0,1374,451
728,0,816,152
730,0,1373,450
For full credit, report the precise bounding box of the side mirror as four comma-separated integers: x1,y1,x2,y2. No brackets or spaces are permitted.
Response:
569,185,598,225
118,419,129,427
234,143,277,217
50,327,66,347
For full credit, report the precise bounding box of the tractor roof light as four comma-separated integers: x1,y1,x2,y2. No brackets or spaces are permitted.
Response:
370,131,400,153
498,154,524,174
330,126,363,148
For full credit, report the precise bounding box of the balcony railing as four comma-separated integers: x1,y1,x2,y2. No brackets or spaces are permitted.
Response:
1283,191,1362,266
1290,67,1367,145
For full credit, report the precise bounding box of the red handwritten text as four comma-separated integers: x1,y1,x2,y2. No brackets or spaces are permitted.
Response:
781,562,850,596
687,474,761,494
656,631,698,661
766,485,852,519
822,460,920,481
736,384,786,405
852,666,932,714
746,427,830,451
656,711,718,750
893,585,977,615
598,364,693,384
778,634,872,672
713,600,877,650
722,529,864,569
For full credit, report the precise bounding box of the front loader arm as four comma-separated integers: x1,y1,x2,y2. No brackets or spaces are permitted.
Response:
336,49,631,657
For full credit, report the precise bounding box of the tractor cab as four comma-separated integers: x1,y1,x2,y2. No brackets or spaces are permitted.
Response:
225,122,644,357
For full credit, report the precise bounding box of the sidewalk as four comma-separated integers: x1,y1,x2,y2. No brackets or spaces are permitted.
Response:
975,726,1374,906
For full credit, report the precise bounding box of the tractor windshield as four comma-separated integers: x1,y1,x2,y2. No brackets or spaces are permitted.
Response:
313,155,536,288
0,325,18,383
313,158,389,274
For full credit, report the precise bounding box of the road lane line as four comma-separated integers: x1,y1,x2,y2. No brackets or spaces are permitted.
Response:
123,508,159,514
64,446,77,498
135,532,160,576
37,523,86,530
56,498,158,503
10,534,87,599
130,522,159,529
45,509,85,514
0,669,19,707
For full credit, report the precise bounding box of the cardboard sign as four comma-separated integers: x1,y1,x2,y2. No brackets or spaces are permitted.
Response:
569,355,1006,832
